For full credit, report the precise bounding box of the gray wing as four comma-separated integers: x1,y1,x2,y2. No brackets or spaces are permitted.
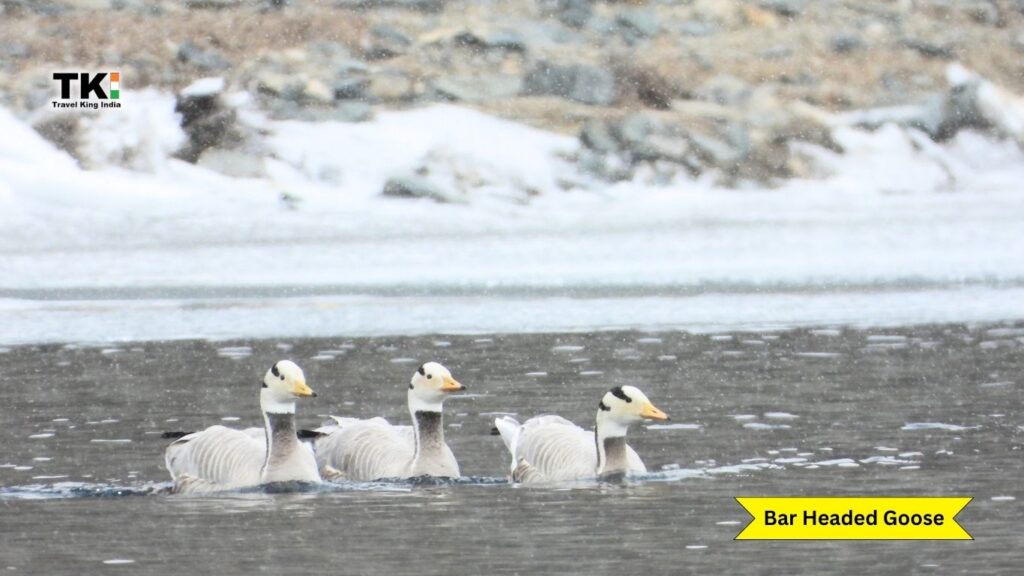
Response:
314,417,414,481
164,425,264,493
512,415,598,483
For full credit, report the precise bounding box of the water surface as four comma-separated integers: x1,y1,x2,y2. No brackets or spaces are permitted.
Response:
1,325,1021,574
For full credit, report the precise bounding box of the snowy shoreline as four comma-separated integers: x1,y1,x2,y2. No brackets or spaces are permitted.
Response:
2,95,1024,344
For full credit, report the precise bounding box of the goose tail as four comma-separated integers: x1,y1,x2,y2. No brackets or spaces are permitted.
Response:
493,416,522,474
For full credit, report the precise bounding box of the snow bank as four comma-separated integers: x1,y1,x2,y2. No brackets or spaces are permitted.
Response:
1,95,1023,343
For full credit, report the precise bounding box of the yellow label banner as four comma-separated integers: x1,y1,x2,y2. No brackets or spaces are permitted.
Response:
735,497,972,540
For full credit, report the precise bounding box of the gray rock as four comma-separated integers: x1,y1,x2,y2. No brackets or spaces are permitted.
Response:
830,33,863,54
184,0,241,8
174,80,245,163
432,75,522,102
576,149,633,182
0,42,30,59
547,0,591,29
2,0,65,15
693,74,751,106
331,59,370,100
453,28,527,53
676,20,717,37
965,1,1000,26
307,41,355,62
579,119,618,154
689,132,742,172
332,75,369,100
901,38,955,60
758,0,805,18
334,0,447,12
613,113,658,148
177,42,231,72
252,69,304,99
362,24,412,60
616,9,660,43
382,176,464,203
523,61,616,106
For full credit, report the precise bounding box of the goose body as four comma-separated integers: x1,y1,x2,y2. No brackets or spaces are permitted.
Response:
314,362,464,481
495,386,667,484
164,361,321,494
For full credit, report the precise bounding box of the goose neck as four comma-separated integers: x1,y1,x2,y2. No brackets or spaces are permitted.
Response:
595,412,631,475
411,410,446,462
262,411,300,479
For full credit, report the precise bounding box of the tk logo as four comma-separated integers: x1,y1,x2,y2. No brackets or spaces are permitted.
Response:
52,72,122,110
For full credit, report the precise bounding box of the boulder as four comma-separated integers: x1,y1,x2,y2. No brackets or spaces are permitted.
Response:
173,77,268,176
240,43,373,120
432,75,522,102
543,0,591,29
333,0,447,12
692,74,752,106
523,61,616,106
453,28,528,53
175,77,238,163
847,64,1024,147
758,0,806,18
362,24,412,60
184,0,242,8
830,33,863,54
616,9,660,43
382,176,465,204
177,41,231,72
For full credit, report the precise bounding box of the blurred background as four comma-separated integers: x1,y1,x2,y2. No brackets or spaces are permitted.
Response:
1,0,1023,343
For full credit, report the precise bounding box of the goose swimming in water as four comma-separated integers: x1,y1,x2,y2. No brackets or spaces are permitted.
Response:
312,362,465,481
164,361,321,494
494,385,668,483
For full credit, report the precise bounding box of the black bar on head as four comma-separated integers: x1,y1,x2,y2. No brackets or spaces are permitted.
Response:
610,387,632,403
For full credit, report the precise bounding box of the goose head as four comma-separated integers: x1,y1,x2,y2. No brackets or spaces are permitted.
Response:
408,361,464,414
596,385,668,438
260,360,315,414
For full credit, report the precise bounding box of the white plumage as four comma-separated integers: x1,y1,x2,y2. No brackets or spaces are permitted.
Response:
314,416,458,480
314,362,464,481
164,361,321,494
495,386,667,484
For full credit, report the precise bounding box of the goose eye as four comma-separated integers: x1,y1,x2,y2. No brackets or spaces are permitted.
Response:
280,374,285,381
426,374,432,379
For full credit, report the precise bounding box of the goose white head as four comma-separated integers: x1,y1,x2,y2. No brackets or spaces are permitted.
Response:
261,360,315,414
596,385,668,438
408,362,465,414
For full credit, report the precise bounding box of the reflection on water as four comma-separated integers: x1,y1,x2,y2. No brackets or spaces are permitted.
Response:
0,325,1021,574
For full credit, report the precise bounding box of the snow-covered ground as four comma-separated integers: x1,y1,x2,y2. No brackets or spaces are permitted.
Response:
1,94,1023,344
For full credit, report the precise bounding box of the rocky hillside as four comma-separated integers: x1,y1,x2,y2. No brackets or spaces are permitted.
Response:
2,0,1023,187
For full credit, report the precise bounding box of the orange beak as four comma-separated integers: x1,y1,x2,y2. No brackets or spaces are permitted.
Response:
440,375,465,392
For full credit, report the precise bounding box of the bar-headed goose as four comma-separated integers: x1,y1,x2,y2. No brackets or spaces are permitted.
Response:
164,361,321,493
313,362,465,481
494,385,668,483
